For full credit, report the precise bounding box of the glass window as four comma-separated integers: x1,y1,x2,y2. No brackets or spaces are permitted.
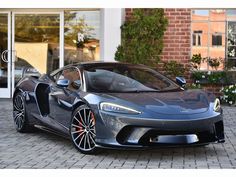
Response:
192,22,208,47
212,34,222,46
192,34,196,46
0,14,8,88
227,22,236,59
14,14,60,85
192,31,202,46
192,10,209,16
191,9,229,70
192,10,209,17
58,67,81,90
64,10,100,65
227,10,236,21
85,66,179,93
227,10,236,16
191,21,209,70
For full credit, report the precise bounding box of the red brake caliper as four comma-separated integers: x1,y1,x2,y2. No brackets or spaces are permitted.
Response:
77,111,83,132
91,112,95,127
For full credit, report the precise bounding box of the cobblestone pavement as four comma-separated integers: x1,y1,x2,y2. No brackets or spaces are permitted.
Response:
0,99,236,169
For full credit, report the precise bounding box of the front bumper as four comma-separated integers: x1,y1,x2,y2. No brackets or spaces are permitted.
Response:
95,111,225,148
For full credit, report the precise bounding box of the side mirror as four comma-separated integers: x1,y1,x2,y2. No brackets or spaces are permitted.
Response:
56,79,69,87
72,80,81,89
176,76,186,88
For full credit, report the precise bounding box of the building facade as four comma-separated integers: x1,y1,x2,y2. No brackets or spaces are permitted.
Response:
0,9,123,98
126,9,236,71
0,8,236,98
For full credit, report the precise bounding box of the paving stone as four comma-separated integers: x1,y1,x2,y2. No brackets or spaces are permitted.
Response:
0,99,236,169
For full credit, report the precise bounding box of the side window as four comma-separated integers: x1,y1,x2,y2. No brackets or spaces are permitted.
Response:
56,67,81,90
52,71,62,82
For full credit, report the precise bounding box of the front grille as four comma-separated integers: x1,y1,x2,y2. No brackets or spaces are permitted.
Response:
139,129,216,146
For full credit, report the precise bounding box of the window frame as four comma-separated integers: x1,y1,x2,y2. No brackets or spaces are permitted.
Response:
192,31,202,46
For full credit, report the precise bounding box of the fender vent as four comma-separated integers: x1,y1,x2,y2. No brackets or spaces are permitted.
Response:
35,83,50,116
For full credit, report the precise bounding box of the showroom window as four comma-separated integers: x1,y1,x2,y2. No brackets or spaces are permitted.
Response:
191,9,236,70
14,13,60,76
64,10,100,65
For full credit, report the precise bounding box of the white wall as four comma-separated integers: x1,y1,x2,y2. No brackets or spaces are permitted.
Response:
100,8,123,62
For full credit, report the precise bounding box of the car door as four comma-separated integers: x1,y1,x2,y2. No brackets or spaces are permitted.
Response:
49,66,82,130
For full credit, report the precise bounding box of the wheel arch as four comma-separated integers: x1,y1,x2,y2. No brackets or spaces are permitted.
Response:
72,101,86,113
13,88,24,100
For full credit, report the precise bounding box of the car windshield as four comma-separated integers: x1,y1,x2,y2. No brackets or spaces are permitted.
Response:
84,65,180,93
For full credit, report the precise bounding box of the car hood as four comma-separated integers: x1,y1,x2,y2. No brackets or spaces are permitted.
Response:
103,90,211,115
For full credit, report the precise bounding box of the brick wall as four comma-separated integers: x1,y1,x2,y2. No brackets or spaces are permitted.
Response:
125,8,192,78
161,9,191,67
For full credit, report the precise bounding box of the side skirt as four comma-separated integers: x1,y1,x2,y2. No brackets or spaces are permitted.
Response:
34,124,70,140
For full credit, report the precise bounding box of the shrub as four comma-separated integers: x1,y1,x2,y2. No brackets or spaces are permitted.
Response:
115,9,168,67
187,83,202,89
191,71,229,84
220,84,236,106
191,54,202,70
191,71,206,83
203,57,223,71
163,61,185,78
207,71,227,84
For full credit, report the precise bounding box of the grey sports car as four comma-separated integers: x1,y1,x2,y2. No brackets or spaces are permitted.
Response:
13,62,225,154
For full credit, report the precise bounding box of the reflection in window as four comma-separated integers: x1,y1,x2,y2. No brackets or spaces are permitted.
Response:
191,9,227,70
228,22,236,59
212,34,222,46
227,10,236,16
14,14,60,79
64,10,100,65
0,14,8,88
226,20,236,69
192,10,209,16
192,31,202,46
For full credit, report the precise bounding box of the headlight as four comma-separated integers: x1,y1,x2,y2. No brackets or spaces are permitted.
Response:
100,102,141,114
213,98,221,112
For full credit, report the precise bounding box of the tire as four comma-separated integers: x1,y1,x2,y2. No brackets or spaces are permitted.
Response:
70,105,99,154
13,92,35,133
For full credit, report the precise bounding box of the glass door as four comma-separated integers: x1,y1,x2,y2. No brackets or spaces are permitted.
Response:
12,12,61,93
0,12,11,98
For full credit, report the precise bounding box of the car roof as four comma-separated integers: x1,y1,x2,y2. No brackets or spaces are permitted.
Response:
77,61,147,69
50,61,148,76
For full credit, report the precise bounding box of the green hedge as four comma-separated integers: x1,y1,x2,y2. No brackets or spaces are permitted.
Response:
115,9,168,67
